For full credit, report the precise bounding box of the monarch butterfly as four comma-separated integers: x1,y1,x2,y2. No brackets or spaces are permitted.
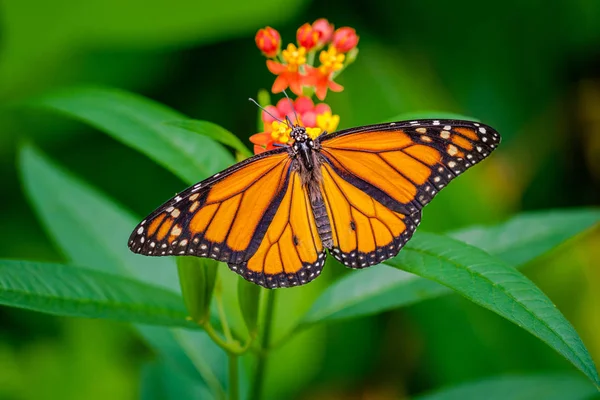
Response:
129,119,500,288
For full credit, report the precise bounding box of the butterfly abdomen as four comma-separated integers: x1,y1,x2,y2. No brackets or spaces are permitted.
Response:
311,196,333,248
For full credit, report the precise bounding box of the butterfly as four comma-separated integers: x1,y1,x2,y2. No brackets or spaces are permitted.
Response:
129,119,500,289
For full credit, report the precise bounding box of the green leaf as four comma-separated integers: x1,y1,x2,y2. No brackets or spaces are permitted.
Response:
0,259,196,328
166,119,253,159
302,209,600,325
19,144,178,291
302,264,445,325
177,257,219,324
450,208,600,266
28,86,234,184
19,145,228,392
387,232,600,388
414,373,598,400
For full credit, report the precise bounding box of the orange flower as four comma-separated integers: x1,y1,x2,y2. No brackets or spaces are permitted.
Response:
249,131,275,154
332,27,359,53
305,47,345,100
267,44,308,96
255,26,281,58
297,23,319,51
312,19,334,47
250,120,292,154
306,67,343,100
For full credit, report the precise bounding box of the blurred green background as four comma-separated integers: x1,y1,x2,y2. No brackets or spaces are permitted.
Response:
1,0,599,399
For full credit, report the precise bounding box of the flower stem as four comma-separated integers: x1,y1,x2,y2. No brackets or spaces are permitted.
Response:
228,354,239,400
216,288,234,343
249,289,277,400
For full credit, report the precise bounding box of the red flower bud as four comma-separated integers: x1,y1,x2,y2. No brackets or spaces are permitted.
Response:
255,26,281,58
296,23,318,51
332,27,359,53
312,18,334,46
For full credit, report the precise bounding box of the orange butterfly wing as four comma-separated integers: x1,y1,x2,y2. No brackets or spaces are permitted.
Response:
129,148,325,288
319,161,421,267
130,119,500,288
231,170,325,288
317,119,500,266
129,150,293,264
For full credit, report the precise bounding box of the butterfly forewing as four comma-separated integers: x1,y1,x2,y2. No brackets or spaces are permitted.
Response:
128,149,292,264
318,119,500,214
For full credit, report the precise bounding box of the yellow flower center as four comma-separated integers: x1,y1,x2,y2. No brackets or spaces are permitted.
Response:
282,44,307,72
305,127,323,139
270,121,292,143
316,111,340,133
318,47,345,74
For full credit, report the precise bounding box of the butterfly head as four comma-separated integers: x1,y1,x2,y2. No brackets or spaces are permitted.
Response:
290,125,316,170
291,125,308,142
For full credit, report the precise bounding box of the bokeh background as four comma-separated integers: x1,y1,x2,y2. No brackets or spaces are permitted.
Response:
1,0,599,399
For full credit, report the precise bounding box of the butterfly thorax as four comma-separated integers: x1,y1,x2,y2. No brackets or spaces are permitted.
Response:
291,126,314,169
289,126,324,200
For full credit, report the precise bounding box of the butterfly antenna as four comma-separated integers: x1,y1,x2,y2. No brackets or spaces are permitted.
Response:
248,97,285,124
282,89,300,127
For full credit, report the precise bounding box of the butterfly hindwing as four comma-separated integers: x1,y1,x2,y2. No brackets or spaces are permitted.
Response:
128,149,293,264
229,170,326,288
319,162,421,267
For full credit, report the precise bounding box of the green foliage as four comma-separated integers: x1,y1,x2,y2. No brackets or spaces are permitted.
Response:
19,144,226,396
390,232,599,388
167,120,253,159
12,86,600,399
450,208,600,266
302,209,600,324
414,373,598,400
29,87,234,184
177,257,219,324
237,279,261,337
140,361,213,400
0,259,194,328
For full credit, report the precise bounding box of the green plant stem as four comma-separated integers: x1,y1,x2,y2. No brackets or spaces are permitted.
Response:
216,289,234,343
249,289,277,400
202,321,234,351
201,320,255,356
174,330,227,400
229,354,239,400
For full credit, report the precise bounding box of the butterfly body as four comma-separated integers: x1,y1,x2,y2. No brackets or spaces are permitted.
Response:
129,119,500,288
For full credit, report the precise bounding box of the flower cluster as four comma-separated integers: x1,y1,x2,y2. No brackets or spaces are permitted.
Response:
256,19,359,101
252,19,358,154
